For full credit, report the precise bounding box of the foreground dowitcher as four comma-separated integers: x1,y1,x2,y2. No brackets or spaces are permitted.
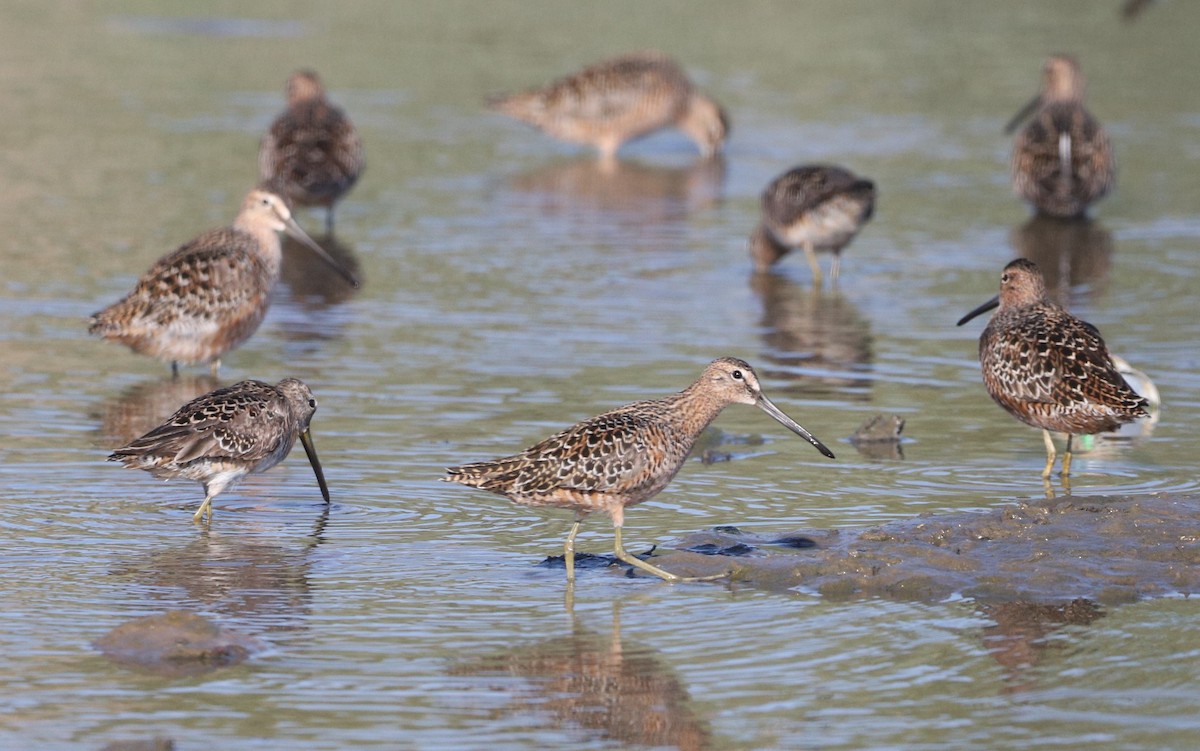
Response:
957,259,1148,477
488,51,729,160
89,189,358,376
260,70,365,232
109,378,331,522
1006,55,1114,218
750,165,876,285
444,358,835,583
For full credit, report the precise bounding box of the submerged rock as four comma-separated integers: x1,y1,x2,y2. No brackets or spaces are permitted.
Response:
94,610,265,678
849,414,906,460
639,494,1200,604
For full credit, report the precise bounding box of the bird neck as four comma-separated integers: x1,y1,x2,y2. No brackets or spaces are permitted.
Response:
669,384,730,441
233,223,284,279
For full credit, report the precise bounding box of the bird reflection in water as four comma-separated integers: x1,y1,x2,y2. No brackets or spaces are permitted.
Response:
1009,214,1112,307
500,155,726,239
750,272,873,399
978,598,1104,695
450,602,713,751
277,232,362,343
94,375,222,449
110,506,329,634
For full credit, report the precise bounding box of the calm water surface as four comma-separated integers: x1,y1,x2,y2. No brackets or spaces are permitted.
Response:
3,2,1200,749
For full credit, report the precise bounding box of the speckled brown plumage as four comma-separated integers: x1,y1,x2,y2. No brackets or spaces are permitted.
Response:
259,70,364,232
1007,56,1114,218
488,51,729,159
88,189,357,375
750,165,876,284
957,259,1148,477
444,357,834,582
109,378,330,522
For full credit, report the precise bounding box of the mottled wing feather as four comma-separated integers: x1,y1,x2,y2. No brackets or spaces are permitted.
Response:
112,381,288,470
1013,103,1113,214
763,167,876,230
492,53,689,138
97,230,269,329
261,101,363,204
983,306,1149,419
447,410,670,505
984,320,1060,404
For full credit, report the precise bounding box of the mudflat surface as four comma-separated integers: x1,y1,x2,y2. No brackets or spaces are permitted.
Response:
651,493,1200,604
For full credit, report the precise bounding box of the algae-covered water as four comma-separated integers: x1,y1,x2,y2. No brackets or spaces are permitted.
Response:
3,2,1200,749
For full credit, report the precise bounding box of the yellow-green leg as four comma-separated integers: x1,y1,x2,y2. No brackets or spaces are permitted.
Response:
192,493,215,523
830,252,842,286
1060,434,1075,477
209,359,222,378
1040,429,1057,479
612,526,729,583
803,242,823,288
563,517,583,582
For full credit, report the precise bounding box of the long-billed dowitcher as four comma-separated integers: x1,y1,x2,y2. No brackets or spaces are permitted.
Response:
89,189,359,376
1006,55,1114,218
750,165,876,285
260,70,364,232
443,358,835,583
957,259,1148,478
487,51,729,160
109,378,331,522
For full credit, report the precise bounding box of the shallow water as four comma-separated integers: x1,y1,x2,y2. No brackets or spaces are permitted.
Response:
3,1,1200,749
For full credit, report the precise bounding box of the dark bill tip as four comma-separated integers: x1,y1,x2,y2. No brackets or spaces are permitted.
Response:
300,429,331,504
756,395,837,460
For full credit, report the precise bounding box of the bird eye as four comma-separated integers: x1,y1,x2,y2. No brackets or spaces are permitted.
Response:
731,370,743,380
308,398,317,408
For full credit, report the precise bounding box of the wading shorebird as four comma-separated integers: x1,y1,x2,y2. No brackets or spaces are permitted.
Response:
88,189,359,376
1006,55,1114,218
109,378,331,522
749,165,876,285
487,51,729,160
957,258,1148,478
444,358,835,583
259,70,365,232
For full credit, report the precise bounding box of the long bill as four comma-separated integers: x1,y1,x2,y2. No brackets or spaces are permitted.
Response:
956,295,1000,327
283,216,361,288
1003,94,1041,135
756,394,836,459
299,428,332,504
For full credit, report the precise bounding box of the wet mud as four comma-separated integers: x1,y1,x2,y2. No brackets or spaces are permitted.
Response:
634,493,1200,605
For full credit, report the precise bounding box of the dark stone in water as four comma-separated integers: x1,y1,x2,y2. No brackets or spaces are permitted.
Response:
538,547,656,570
849,414,905,444
94,610,265,678
769,534,817,549
850,414,907,460
683,542,757,557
